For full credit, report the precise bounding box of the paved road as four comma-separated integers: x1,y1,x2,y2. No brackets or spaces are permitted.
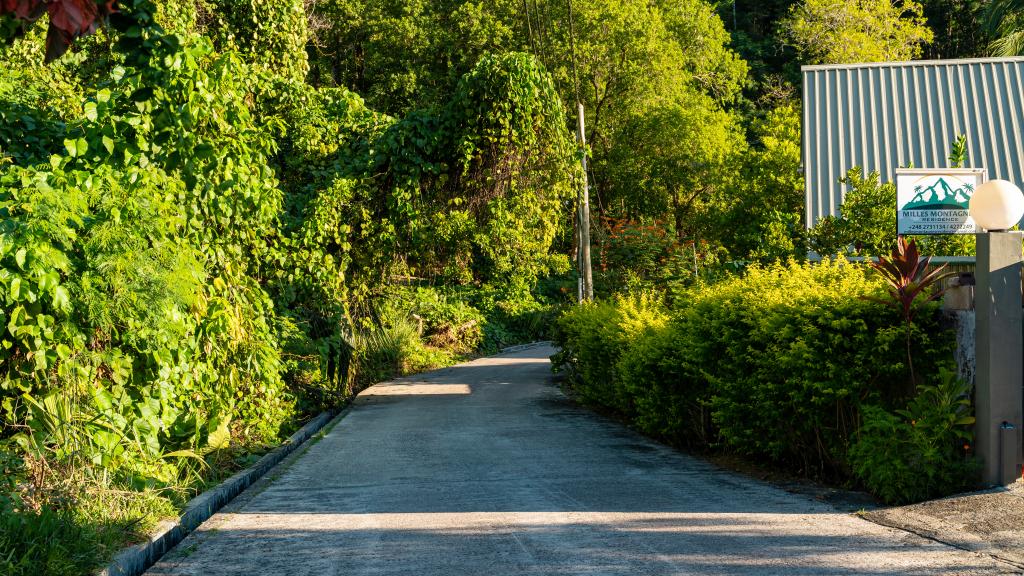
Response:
148,346,1012,575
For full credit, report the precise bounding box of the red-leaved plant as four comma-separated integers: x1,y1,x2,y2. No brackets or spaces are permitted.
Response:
1,0,118,62
866,236,954,391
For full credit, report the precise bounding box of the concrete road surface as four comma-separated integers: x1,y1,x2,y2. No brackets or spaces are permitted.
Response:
147,345,1014,575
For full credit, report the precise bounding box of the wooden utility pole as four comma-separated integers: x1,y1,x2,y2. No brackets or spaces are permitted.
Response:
576,102,594,301
566,0,592,302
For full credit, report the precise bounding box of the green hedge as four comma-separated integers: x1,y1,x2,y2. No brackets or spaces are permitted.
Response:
552,259,977,503
551,294,668,414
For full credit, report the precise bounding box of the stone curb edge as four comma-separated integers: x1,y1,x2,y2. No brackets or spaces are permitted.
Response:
863,511,1024,571
859,487,1024,572
499,340,552,354
97,407,344,576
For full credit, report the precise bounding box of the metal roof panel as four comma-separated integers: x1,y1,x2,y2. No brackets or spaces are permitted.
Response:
803,57,1024,228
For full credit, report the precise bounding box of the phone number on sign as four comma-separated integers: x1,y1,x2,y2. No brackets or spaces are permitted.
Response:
903,223,976,231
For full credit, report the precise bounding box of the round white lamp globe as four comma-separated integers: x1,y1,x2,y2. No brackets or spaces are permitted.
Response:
970,179,1024,231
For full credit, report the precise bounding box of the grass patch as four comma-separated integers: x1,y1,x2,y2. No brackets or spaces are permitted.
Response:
0,485,177,576
0,438,278,576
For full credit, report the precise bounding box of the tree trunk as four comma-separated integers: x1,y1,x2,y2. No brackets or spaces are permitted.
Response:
671,187,684,239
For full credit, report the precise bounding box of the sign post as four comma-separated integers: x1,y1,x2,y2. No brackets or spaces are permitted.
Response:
897,169,1024,485
895,169,986,235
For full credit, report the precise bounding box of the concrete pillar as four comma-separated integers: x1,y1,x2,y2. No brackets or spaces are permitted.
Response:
975,231,1024,486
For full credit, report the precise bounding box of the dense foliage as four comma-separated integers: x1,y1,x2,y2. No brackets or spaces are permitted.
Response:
850,368,978,503
299,0,1000,264
0,2,578,573
552,260,977,503
782,0,934,64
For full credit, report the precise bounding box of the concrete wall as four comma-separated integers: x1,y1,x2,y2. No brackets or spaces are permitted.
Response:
946,308,1024,390
949,310,976,386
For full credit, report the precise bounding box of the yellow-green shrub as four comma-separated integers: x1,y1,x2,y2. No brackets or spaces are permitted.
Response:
554,259,967,492
689,259,953,475
616,321,711,447
551,294,668,414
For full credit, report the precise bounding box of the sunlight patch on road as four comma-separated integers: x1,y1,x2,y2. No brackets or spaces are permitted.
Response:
487,358,550,365
359,383,472,396
225,511,841,533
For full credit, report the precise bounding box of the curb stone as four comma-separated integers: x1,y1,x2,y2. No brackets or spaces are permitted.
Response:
861,484,1024,572
863,509,1024,572
97,408,345,576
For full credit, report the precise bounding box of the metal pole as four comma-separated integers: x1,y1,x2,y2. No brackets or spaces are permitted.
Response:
975,231,1024,485
577,102,593,301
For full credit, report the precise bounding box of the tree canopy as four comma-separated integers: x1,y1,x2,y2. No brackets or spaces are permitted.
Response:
782,0,934,64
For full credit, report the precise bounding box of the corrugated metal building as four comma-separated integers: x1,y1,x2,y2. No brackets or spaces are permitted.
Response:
802,57,1024,228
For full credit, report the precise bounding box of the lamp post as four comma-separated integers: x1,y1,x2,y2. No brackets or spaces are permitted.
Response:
970,179,1024,486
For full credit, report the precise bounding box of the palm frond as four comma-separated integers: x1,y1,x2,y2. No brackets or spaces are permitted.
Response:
987,0,1024,55
987,0,1024,34
991,29,1024,55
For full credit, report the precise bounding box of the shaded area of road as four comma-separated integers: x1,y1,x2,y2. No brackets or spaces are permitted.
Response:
147,346,1009,575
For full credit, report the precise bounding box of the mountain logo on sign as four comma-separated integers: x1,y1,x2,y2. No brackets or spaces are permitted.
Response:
901,177,974,210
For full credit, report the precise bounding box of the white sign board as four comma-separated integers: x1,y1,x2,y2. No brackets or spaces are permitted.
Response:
895,168,986,235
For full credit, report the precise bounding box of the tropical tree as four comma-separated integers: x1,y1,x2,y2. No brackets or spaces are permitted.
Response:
717,103,806,261
655,0,748,103
302,0,748,233
532,0,689,169
986,0,1024,55
606,96,745,240
920,0,988,58
304,0,525,114
721,4,800,63
782,0,934,64
532,0,747,240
